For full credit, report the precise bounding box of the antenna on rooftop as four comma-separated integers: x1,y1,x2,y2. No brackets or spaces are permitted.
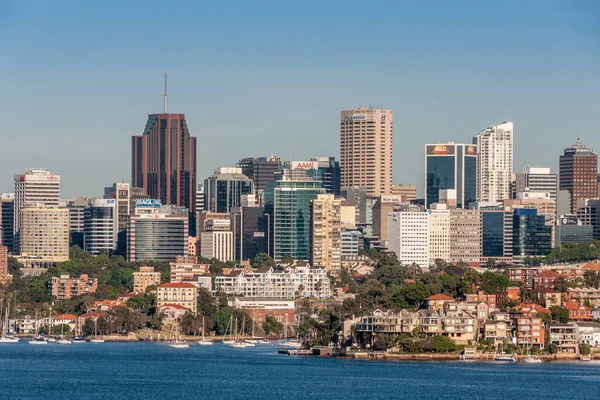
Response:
163,73,168,113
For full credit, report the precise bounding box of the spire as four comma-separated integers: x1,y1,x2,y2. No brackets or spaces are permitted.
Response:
163,73,168,113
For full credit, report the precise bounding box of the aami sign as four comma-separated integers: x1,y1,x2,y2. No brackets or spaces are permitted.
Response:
291,161,318,170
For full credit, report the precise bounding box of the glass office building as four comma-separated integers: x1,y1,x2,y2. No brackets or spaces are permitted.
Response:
230,206,269,261
512,208,552,260
482,211,505,258
204,168,255,213
425,143,477,208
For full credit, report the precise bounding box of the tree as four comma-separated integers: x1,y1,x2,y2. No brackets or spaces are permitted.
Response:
580,343,591,355
547,343,559,354
486,258,497,268
432,335,457,353
261,316,283,337
252,253,274,268
280,255,294,265
550,306,570,323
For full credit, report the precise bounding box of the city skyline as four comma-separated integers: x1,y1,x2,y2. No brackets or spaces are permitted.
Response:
0,1,598,197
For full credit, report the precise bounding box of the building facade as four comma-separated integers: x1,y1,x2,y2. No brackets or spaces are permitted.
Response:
449,209,482,263
559,138,598,213
474,122,513,202
237,156,281,192
515,167,557,200
169,256,210,282
512,208,552,262
133,266,162,293
230,206,268,262
428,204,450,264
204,167,255,213
200,230,234,262
51,274,98,301
0,246,9,284
84,199,115,255
156,282,198,314
311,194,341,271
104,182,132,253
0,194,15,253
387,204,429,268
340,108,392,197
20,205,69,262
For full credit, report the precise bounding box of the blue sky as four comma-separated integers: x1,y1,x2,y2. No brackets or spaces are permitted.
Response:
0,0,598,198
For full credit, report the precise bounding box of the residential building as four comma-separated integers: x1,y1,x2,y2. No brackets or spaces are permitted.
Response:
512,208,552,262
311,194,342,271
237,156,281,192
449,209,482,263
387,204,429,268
127,200,188,262
133,266,162,293
84,199,115,255
51,274,98,301
20,205,69,262
509,267,538,290
532,270,560,291
90,299,126,312
483,320,509,345
232,297,295,325
575,322,600,347
474,121,513,202
156,282,198,314
341,229,361,257
391,185,417,202
340,187,369,226
465,291,497,310
340,108,393,197
515,167,557,200
515,315,545,349
169,256,210,282
264,169,325,261
425,293,455,313
230,206,268,262
559,138,598,213
0,193,15,252
204,167,255,213
187,236,198,256
0,246,9,284
340,200,357,229
200,230,234,262
568,287,600,308
131,90,198,233
424,143,477,208
428,203,450,264
549,323,579,353
157,304,189,322
565,301,593,321
214,263,330,299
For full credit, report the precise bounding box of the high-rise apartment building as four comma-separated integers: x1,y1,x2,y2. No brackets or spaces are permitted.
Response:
200,230,234,262
13,169,60,251
449,209,482,264
340,108,392,197
133,266,162,293
425,143,477,208
84,199,115,255
311,194,342,271
474,122,513,202
237,156,281,192
264,169,325,261
204,168,254,213
515,167,557,200
428,204,451,265
559,138,598,213
387,204,429,268
0,194,15,253
20,204,69,262
131,101,197,236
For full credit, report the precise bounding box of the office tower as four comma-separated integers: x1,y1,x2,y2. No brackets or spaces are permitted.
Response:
372,195,407,242
474,121,514,202
576,199,600,240
13,169,60,251
104,183,131,249
341,187,368,226
204,168,254,213
127,200,188,262
131,80,197,235
200,230,234,262
84,199,115,255
65,198,90,248
387,204,429,268
0,194,15,253
428,203,451,265
425,143,477,208
230,206,268,262
20,204,69,262
515,167,557,200
340,108,393,197
196,183,205,212
481,210,514,264
309,157,341,196
264,169,325,261
555,216,593,247
0,245,8,283
449,209,482,264
504,196,556,227
237,156,281,192
391,185,417,202
311,194,342,271
512,209,552,262
559,138,598,213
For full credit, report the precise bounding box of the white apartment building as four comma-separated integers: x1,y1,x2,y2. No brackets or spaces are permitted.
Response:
311,194,342,271
428,204,450,265
20,204,69,262
515,167,557,200
474,122,513,202
387,204,429,269
200,231,234,262
214,263,331,299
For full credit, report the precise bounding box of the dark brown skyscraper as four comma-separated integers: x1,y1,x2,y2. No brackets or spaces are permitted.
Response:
559,138,598,213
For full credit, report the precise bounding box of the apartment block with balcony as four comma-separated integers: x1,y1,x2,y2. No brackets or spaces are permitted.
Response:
50,274,98,301
132,266,162,293
311,194,342,272
549,323,579,353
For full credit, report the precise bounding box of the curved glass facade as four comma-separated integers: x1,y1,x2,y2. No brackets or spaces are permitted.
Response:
129,218,187,262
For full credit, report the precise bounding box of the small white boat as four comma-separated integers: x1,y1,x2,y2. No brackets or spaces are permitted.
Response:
46,337,56,343
246,337,270,344
90,319,104,343
57,338,72,345
494,355,516,362
222,339,235,345
578,355,591,361
90,339,105,343
242,341,256,347
169,341,189,348
522,356,542,363
229,341,248,348
29,337,48,345
0,336,19,343
72,337,86,344
279,339,302,349
198,339,213,346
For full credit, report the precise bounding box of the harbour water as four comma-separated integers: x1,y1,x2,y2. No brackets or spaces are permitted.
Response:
1,342,599,399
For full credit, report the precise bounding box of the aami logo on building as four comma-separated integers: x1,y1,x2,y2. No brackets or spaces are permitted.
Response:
291,161,318,170
432,145,449,154
466,146,476,155
46,175,59,182
345,115,366,121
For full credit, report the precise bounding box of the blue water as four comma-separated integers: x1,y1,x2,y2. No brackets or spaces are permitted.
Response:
1,342,599,399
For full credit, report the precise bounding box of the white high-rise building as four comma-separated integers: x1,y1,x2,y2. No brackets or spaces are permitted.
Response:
13,169,60,250
515,167,557,200
387,204,429,269
84,199,116,255
474,122,513,202
428,204,451,265
200,231,234,262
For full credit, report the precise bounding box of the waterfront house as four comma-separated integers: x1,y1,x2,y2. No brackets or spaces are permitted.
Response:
54,314,77,332
483,321,508,345
231,297,295,325
157,282,198,314
564,301,593,321
157,304,189,322
549,323,579,353
441,309,477,345
574,322,600,347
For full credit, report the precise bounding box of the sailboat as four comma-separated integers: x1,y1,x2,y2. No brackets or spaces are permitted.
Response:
57,323,72,345
521,333,541,363
29,312,48,345
46,309,56,342
0,301,19,343
222,316,236,345
244,319,270,345
279,321,301,348
168,323,189,348
229,317,249,348
90,319,105,343
198,317,213,346
494,342,516,362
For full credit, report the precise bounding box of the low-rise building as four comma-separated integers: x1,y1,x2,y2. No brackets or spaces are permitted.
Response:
54,314,77,332
157,304,189,322
170,256,210,282
90,299,126,312
532,270,560,291
508,267,538,291
465,291,497,311
156,282,198,314
133,266,162,293
567,287,600,308
549,323,579,353
231,297,295,325
575,322,600,347
0,246,11,284
442,309,478,345
425,293,455,313
483,320,509,345
564,301,593,321
50,274,98,301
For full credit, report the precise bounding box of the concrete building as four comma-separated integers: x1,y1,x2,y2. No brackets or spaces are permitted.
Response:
340,108,392,197
170,256,210,282
104,182,132,253
391,185,417,202
549,324,579,353
51,274,98,301
127,200,188,262
559,138,598,213
195,183,205,212
200,231,234,262
387,204,429,269
204,167,255,213
449,209,482,264
0,246,9,284
84,199,115,255
428,203,451,265
425,143,477,208
0,194,15,253
156,282,198,314
232,297,296,325
474,122,513,202
555,216,593,247
372,195,406,243
66,198,89,246
237,156,281,192
340,187,369,227
20,205,69,262
133,266,162,293
230,206,268,262
576,199,600,240
341,229,361,257
311,194,342,271
515,167,557,200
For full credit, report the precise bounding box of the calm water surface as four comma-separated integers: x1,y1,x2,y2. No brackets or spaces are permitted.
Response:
1,341,599,399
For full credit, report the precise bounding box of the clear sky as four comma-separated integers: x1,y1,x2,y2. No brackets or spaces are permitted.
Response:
0,0,598,198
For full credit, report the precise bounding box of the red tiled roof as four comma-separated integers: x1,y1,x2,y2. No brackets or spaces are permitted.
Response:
158,304,189,310
426,293,454,301
535,270,560,278
78,312,105,319
565,301,591,311
519,303,551,314
55,314,76,320
583,261,600,271
158,282,197,288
